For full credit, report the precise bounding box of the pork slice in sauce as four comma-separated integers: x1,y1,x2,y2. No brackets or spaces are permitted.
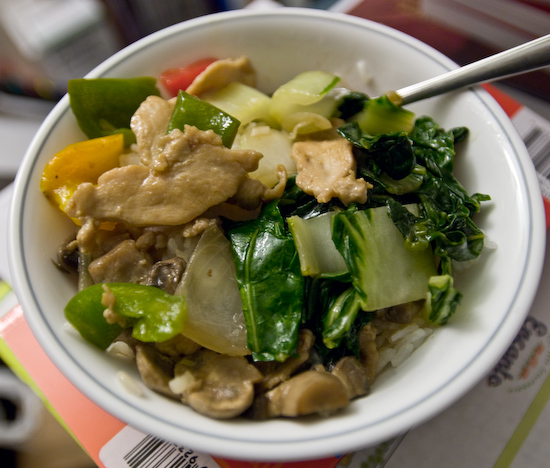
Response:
291,138,372,205
130,95,175,171
66,126,263,226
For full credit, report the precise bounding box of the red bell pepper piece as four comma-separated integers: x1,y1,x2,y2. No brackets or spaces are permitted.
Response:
159,57,218,97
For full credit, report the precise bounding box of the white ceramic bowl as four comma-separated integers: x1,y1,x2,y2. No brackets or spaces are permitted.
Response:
8,8,546,462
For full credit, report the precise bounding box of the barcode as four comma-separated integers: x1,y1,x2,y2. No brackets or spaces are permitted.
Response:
523,126,550,179
123,434,207,468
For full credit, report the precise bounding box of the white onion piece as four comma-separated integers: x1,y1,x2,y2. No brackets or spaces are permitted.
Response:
176,224,249,356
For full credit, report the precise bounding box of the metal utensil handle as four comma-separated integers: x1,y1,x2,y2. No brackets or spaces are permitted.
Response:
394,34,550,106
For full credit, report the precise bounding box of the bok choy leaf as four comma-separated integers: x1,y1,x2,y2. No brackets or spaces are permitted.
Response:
331,205,437,312
427,274,463,325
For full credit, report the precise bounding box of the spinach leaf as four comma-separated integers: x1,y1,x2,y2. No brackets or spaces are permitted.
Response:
226,200,304,362
322,286,363,349
336,91,370,120
409,116,459,172
386,117,490,274
303,273,373,366
338,122,416,180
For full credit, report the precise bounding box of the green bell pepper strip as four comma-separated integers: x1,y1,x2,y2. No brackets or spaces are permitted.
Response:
68,77,161,146
65,283,187,350
167,90,241,148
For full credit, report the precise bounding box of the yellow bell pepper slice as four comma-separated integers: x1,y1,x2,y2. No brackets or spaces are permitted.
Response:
41,133,124,220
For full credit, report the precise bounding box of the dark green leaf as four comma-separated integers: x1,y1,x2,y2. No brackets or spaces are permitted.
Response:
226,201,304,361
338,122,416,180
337,91,369,120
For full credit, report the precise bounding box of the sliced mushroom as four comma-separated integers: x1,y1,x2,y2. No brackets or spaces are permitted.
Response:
55,234,79,273
254,329,315,391
382,299,425,324
88,239,152,284
331,356,370,399
144,257,186,294
264,369,350,418
135,344,179,399
171,349,262,419
359,323,379,385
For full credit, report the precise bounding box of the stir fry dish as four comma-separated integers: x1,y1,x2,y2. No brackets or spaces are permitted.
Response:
41,56,490,419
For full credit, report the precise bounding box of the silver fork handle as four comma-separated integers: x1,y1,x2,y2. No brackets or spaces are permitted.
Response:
390,34,550,106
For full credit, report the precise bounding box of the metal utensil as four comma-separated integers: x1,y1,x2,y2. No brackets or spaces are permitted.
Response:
387,34,550,106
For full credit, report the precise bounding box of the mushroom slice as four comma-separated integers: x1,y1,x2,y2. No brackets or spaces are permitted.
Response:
265,369,350,418
144,257,186,295
135,344,179,399
55,234,79,273
359,322,379,385
254,329,315,391
172,349,262,419
88,239,152,284
383,299,425,324
331,356,370,399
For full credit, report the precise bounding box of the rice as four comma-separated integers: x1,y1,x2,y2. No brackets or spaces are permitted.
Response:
391,342,415,367
389,323,420,343
377,347,396,373
106,341,135,360
375,315,434,375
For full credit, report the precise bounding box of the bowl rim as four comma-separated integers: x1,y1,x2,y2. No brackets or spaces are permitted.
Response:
8,7,547,462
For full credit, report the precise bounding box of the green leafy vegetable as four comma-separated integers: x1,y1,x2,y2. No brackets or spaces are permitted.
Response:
226,201,304,362
269,70,341,134
68,77,160,146
378,165,426,195
337,114,490,324
303,273,373,365
202,81,275,127
288,211,348,276
332,205,437,311
426,275,463,325
337,91,370,120
353,95,416,135
322,286,363,349
65,283,187,350
386,117,490,275
167,90,241,147
338,121,416,180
